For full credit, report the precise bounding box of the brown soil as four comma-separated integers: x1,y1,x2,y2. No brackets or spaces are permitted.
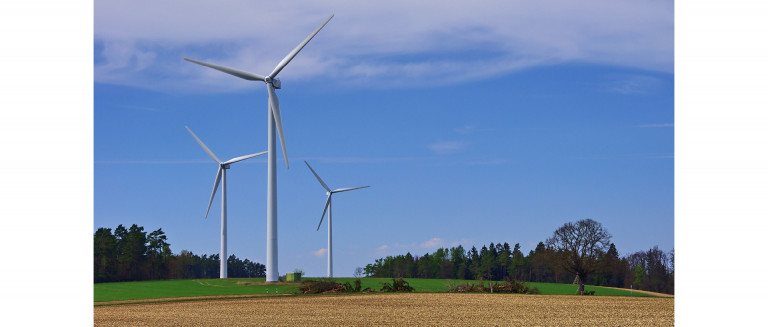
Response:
94,293,674,326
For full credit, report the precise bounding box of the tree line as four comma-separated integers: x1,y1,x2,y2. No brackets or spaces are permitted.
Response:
94,224,265,283
363,219,673,294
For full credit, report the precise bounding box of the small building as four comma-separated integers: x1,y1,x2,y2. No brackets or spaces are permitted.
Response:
286,272,302,282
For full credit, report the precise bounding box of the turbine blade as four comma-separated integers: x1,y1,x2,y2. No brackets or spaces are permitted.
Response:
186,126,221,163
317,194,332,231
304,161,331,192
269,14,334,78
332,186,370,193
224,151,268,165
205,167,223,219
267,83,289,168
184,58,266,81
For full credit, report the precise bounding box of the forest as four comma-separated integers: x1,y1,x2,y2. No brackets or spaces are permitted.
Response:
94,219,673,294
93,224,265,283
363,226,674,295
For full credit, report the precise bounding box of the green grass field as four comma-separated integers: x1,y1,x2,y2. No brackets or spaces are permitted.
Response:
93,278,299,302
94,277,656,302
329,278,655,297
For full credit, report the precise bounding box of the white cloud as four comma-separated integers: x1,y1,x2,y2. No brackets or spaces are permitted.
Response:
312,248,327,257
374,244,389,255
94,0,673,92
420,237,445,249
376,237,473,256
428,141,468,155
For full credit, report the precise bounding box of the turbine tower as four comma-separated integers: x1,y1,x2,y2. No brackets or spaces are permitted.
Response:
184,14,333,282
305,161,369,278
186,126,267,278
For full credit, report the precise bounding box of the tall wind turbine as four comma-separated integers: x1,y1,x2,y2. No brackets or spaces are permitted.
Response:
184,14,333,282
186,126,267,279
305,161,369,278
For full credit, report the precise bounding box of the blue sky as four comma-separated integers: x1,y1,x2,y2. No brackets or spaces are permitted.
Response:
93,0,674,277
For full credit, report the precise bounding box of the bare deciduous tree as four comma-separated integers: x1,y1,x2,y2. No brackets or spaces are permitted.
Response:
546,219,611,295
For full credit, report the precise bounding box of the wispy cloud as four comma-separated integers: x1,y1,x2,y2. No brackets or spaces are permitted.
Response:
428,141,468,155
298,156,419,164
95,159,270,164
116,104,159,112
454,125,477,134
94,0,673,93
637,123,674,128
453,125,495,135
95,160,211,164
605,74,665,94
467,159,508,165
312,248,327,257
575,153,674,160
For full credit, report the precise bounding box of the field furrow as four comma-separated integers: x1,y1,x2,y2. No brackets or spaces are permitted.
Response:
95,293,673,326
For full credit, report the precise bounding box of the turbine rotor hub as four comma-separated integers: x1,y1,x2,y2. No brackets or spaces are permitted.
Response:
264,76,281,89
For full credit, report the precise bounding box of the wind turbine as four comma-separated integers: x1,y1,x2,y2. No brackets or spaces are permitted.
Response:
186,126,267,279
305,161,369,278
184,14,333,282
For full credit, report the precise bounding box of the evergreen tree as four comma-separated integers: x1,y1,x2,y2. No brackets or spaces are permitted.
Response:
94,228,117,282
510,243,525,280
147,228,170,280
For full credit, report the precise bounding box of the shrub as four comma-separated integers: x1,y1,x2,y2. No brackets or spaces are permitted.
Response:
381,278,415,292
447,280,482,293
299,279,343,294
341,281,355,292
448,278,539,294
495,278,540,294
446,280,460,292
300,279,368,294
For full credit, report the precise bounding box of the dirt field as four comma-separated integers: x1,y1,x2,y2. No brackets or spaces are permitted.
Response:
94,293,674,326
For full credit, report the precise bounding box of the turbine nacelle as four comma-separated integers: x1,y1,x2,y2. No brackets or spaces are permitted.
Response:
266,77,281,89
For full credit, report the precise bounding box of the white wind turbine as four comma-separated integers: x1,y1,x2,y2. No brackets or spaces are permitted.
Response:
186,126,267,279
184,14,333,282
305,161,369,278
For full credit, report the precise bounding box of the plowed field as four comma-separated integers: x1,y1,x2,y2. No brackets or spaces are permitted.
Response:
94,293,673,326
